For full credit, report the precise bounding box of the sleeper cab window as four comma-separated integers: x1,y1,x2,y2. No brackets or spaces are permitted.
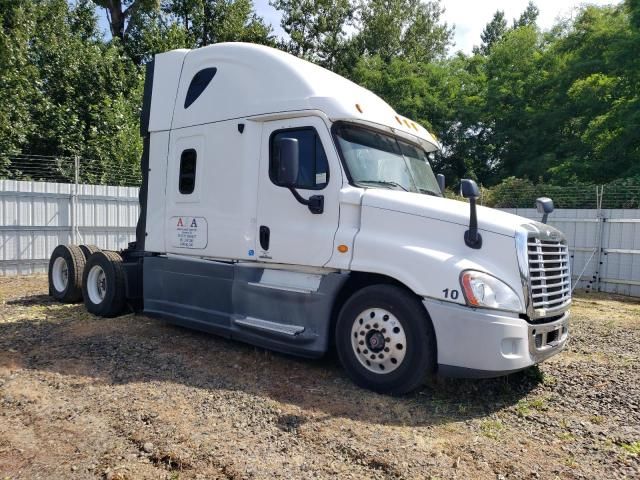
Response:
179,149,197,194
270,128,329,190
184,67,217,109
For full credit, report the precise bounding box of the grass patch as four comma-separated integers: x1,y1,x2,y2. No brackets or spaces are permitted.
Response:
557,432,576,442
564,455,578,468
480,419,504,439
621,442,640,455
542,372,557,387
515,397,548,417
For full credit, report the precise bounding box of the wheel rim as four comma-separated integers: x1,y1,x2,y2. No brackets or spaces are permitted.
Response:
87,265,107,304
52,257,69,292
350,308,407,374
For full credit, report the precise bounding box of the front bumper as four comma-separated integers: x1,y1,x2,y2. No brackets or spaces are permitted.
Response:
423,298,569,378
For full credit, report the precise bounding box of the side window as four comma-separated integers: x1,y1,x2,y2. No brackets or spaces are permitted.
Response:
184,67,217,109
270,128,329,190
179,149,197,194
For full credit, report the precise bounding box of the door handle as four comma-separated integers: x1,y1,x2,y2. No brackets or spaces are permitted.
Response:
259,226,270,250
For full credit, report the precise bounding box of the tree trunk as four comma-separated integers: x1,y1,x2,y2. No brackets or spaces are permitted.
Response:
101,0,126,41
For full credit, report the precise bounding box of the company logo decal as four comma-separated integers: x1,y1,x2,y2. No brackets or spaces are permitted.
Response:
170,216,208,249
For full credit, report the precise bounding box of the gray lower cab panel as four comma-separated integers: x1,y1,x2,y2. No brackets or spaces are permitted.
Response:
143,256,347,357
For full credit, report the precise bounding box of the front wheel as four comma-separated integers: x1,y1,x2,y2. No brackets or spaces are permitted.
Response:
335,284,436,395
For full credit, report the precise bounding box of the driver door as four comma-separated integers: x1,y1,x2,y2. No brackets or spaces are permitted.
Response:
255,117,341,266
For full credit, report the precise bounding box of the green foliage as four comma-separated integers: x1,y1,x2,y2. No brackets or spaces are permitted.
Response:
270,0,354,69
621,441,640,455
354,0,452,63
513,1,539,29
0,0,143,183
93,0,159,41
482,176,640,209
0,0,39,165
473,10,507,55
125,0,274,63
0,0,639,194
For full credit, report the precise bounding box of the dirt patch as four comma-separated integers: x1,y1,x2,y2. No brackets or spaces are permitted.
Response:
0,275,638,479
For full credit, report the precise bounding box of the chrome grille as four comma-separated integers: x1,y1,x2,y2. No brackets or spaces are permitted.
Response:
527,237,571,311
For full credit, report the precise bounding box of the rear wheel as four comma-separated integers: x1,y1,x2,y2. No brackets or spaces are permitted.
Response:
79,244,101,261
48,244,85,302
335,284,436,395
82,250,127,317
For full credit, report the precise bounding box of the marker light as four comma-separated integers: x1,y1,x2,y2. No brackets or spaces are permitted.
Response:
460,270,523,313
337,245,349,253
355,104,363,113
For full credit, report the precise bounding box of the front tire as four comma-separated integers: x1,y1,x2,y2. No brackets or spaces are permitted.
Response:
335,284,436,395
48,244,85,302
82,251,127,317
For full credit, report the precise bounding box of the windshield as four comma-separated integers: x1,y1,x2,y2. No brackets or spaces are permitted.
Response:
334,123,442,196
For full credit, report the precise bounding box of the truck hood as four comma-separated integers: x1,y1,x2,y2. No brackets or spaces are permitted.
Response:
361,189,531,238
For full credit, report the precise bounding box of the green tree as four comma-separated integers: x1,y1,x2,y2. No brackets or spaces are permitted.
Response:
513,1,539,28
0,0,143,183
473,10,507,55
270,0,354,68
540,4,640,182
355,0,452,63
161,0,273,47
93,0,159,42
0,0,39,167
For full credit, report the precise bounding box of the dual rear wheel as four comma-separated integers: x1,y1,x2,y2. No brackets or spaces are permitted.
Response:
48,244,126,317
82,250,126,317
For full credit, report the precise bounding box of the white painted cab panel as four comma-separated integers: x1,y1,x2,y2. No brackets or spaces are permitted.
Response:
163,119,260,260
255,116,341,266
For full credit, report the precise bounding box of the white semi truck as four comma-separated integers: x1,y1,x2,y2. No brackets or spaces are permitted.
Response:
48,43,570,394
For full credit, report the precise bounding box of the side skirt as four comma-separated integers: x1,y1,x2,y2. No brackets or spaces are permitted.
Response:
142,256,347,358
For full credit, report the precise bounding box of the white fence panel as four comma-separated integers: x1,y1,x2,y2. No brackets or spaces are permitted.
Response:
501,207,640,297
0,180,138,275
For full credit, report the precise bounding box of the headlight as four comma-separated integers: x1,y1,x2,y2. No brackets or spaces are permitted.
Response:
460,270,523,313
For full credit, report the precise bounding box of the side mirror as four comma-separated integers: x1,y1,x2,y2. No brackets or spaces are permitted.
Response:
276,137,299,186
460,179,479,199
437,174,445,194
460,179,482,249
536,197,554,224
275,137,324,215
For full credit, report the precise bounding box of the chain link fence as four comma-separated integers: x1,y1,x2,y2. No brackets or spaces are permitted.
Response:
477,182,640,209
1,153,142,187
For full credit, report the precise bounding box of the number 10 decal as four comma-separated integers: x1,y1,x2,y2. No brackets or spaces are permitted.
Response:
442,288,459,300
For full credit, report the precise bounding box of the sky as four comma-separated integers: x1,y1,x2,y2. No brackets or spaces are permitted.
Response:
97,0,624,54
439,0,623,53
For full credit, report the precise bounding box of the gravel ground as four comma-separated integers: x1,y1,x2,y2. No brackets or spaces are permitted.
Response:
0,275,638,479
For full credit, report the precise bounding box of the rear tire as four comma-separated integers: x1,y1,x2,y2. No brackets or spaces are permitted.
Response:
48,244,85,302
79,244,101,261
335,284,436,395
82,250,127,317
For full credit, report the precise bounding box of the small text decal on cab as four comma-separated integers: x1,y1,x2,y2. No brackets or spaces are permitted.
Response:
442,288,459,300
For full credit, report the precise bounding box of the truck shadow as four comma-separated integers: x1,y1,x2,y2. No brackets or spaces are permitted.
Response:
0,298,542,427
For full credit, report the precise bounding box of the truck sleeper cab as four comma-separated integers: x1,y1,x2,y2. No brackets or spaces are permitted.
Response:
48,43,570,394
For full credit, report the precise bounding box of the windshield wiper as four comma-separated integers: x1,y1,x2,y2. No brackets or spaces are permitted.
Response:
355,180,408,192
418,188,442,197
